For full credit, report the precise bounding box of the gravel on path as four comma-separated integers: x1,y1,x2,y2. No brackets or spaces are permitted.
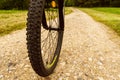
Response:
0,8,120,80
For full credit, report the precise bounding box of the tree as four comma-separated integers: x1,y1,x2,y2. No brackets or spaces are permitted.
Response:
110,0,120,7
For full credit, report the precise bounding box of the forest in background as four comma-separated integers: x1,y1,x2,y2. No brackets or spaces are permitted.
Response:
65,0,120,7
0,0,120,10
0,0,29,10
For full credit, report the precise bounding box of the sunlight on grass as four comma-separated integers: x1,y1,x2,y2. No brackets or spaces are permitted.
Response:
0,8,72,37
0,10,27,36
80,8,120,35
65,7,73,15
0,23,26,36
91,8,120,14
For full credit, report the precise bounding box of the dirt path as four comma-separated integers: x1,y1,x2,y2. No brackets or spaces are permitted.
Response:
0,9,120,80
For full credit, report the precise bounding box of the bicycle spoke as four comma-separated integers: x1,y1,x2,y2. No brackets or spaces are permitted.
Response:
40,0,62,67
41,31,58,65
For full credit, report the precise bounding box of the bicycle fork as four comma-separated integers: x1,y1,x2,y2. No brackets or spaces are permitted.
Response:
42,0,64,31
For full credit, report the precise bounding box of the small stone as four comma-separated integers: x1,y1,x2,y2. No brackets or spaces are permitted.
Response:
88,57,92,62
97,61,103,66
65,73,70,76
0,53,4,57
25,57,29,60
58,77,63,80
7,67,16,73
77,77,83,80
100,57,104,61
16,41,20,43
73,61,77,64
20,63,25,68
74,76,77,79
79,72,83,76
24,65,30,68
97,77,104,80
112,60,116,63
8,62,16,67
99,66,103,70
14,76,18,79
0,75,4,79
12,51,16,55
60,62,66,66
118,74,120,78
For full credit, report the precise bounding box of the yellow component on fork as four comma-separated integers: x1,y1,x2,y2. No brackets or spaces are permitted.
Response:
51,1,57,8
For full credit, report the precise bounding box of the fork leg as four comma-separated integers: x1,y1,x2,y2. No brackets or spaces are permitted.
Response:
42,10,49,30
58,0,64,30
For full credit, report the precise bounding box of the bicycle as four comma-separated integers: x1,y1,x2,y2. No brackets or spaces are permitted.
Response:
26,0,64,77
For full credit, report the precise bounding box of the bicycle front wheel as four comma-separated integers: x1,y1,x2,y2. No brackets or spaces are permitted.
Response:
26,0,64,77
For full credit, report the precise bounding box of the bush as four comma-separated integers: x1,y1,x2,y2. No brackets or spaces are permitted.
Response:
110,0,120,7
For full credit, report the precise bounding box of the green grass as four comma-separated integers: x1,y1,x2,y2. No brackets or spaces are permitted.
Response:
91,8,120,14
65,7,73,15
0,8,72,37
79,7,120,36
0,10,27,36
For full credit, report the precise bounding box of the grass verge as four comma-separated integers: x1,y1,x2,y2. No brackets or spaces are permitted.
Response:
0,10,27,36
65,7,73,15
0,8,72,37
79,8,120,36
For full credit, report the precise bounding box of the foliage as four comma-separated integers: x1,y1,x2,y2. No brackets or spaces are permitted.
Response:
0,0,29,10
65,0,120,7
110,0,120,7
0,0,120,10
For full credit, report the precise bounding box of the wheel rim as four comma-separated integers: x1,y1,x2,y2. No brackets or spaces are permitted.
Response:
41,0,59,68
